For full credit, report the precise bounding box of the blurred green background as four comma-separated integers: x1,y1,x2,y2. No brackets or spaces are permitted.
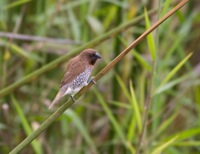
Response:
0,0,200,154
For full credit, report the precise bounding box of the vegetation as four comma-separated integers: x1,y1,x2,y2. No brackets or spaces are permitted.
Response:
0,0,199,154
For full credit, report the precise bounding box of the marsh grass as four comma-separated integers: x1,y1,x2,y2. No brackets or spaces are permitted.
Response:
1,0,200,154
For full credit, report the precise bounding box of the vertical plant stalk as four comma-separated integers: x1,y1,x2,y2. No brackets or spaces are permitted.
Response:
135,0,189,153
113,4,123,100
9,0,189,153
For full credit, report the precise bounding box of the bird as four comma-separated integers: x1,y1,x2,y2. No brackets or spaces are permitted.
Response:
49,49,101,109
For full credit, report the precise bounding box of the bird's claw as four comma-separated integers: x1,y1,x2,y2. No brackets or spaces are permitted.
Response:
88,77,96,84
70,95,76,102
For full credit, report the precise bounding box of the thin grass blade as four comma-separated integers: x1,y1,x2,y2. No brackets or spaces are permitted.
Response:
4,0,31,10
129,80,142,132
151,135,178,154
155,113,177,137
154,75,188,95
144,8,156,60
116,75,131,101
94,90,126,141
94,89,135,153
158,52,192,88
63,109,98,153
11,95,42,154
132,50,152,71
176,128,200,141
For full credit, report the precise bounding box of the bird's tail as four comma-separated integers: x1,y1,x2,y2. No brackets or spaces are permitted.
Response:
49,91,64,109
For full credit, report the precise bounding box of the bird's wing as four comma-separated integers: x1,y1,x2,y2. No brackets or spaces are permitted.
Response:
61,57,87,87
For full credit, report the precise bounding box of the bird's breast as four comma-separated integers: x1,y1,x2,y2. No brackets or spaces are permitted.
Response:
74,67,92,85
68,67,92,93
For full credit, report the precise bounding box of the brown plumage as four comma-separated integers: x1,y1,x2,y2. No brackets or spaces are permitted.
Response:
49,49,101,109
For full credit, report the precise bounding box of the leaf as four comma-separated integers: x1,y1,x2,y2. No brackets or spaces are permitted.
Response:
10,43,32,60
151,135,178,154
11,95,42,154
173,141,200,147
155,113,177,137
144,8,156,60
129,80,142,132
110,100,131,109
158,52,192,88
165,128,200,147
176,128,200,141
132,50,152,71
127,115,136,142
94,90,126,142
161,0,172,16
4,50,11,61
63,109,97,153
154,75,188,95
4,0,32,10
117,36,151,71
8,43,42,62
94,89,136,153
116,75,131,101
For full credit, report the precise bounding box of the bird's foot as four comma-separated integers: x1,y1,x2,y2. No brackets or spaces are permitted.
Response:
70,95,76,102
88,77,96,84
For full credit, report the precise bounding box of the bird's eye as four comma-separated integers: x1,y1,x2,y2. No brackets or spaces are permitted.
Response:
90,54,95,58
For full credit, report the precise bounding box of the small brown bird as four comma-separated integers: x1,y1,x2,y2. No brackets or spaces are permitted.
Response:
49,49,101,109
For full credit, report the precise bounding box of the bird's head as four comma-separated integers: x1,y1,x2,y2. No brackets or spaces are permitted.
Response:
81,49,102,65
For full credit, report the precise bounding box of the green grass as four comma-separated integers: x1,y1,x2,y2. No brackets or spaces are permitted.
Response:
1,0,200,154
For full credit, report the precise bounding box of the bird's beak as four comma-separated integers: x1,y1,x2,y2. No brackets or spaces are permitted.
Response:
95,52,102,59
